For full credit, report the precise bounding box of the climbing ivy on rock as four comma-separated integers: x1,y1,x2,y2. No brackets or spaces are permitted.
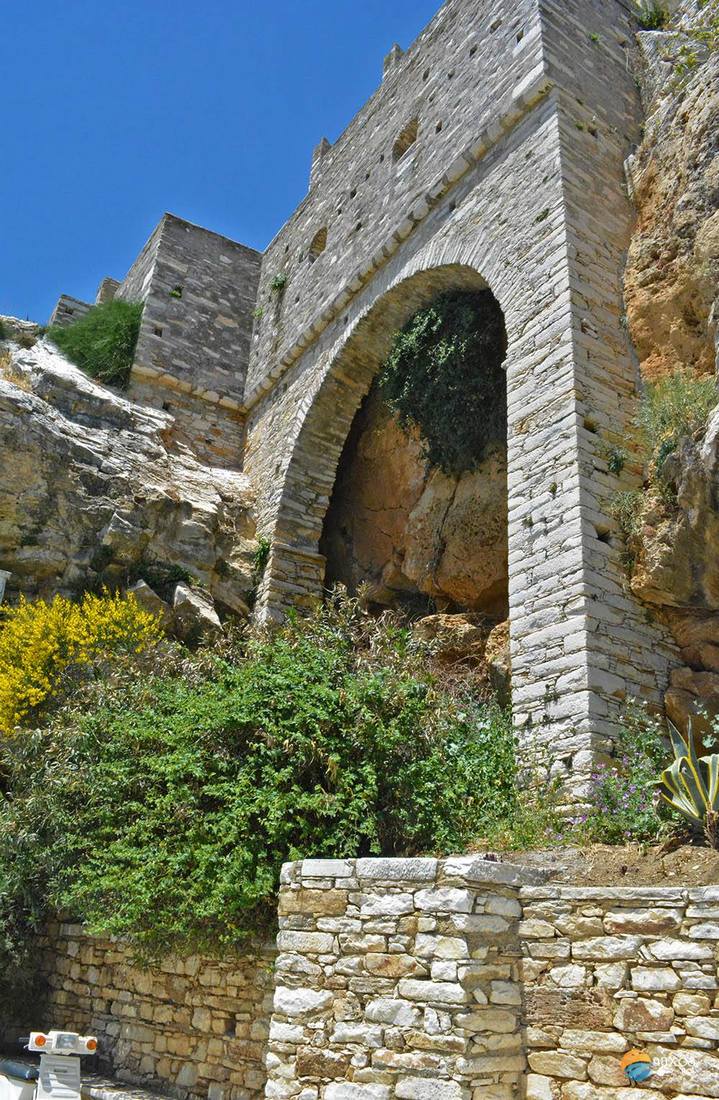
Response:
378,289,507,475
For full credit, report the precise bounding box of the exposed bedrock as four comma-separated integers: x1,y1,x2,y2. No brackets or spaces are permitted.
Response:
320,384,508,619
625,44,719,382
622,16,719,731
629,409,719,734
0,334,257,620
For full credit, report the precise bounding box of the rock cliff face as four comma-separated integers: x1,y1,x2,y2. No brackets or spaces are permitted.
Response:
0,331,257,618
320,383,508,618
623,12,719,730
626,34,719,382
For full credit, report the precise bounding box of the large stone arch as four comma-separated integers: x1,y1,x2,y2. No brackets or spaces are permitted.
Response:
266,261,504,599
243,61,677,797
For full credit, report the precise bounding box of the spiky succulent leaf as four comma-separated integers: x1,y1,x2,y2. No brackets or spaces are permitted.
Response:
659,720,719,824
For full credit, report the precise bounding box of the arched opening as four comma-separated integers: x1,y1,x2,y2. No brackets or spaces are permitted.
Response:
319,287,508,626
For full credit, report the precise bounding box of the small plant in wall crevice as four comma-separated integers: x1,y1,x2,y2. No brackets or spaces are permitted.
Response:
270,273,288,294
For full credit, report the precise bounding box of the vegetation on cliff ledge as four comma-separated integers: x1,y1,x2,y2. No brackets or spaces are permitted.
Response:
379,289,507,475
47,298,143,388
0,594,519,968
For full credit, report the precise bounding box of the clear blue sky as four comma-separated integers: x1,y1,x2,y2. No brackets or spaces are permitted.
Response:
1,0,440,322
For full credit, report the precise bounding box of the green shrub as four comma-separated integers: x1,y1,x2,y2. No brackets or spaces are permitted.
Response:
635,2,670,30
579,702,678,843
673,1,719,84
378,290,507,475
0,596,515,960
638,370,717,471
0,319,8,341
47,299,143,388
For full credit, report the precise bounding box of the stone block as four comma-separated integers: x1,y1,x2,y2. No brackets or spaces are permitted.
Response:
630,966,681,992
528,1051,588,1079
360,893,414,916
301,860,354,878
296,1048,351,1078
560,1030,628,1054
356,858,437,881
398,979,470,1005
414,935,468,960
278,890,348,917
649,937,714,961
364,954,426,978
613,996,673,1032
673,991,712,1016
273,987,334,1019
414,888,474,913
525,1076,557,1100
276,932,336,954
395,1079,468,1100
603,908,682,935
364,997,422,1026
572,936,643,961
324,1086,390,1100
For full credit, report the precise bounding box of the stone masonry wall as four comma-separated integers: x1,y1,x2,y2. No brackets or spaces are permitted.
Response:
520,882,719,1098
267,856,542,1100
122,213,261,469
269,859,719,1100
18,861,719,1100
48,294,93,328
30,922,275,1100
243,0,678,796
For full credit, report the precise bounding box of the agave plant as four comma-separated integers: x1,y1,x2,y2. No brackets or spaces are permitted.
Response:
659,720,719,849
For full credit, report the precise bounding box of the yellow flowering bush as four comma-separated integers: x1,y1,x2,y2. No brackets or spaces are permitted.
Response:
0,591,161,737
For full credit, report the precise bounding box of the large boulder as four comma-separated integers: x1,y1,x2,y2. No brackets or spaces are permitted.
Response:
0,334,257,614
413,613,510,700
172,583,223,643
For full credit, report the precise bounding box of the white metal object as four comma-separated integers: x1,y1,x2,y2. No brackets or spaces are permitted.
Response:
0,1032,97,1100
27,1037,96,1058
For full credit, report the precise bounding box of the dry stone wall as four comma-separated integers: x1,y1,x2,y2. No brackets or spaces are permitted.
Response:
31,922,275,1100
269,859,719,1100
521,883,719,1099
19,859,719,1100
268,857,543,1100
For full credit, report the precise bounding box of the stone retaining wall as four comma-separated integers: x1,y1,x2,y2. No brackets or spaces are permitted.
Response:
268,859,719,1100
30,923,275,1100
19,860,719,1100
521,883,719,1098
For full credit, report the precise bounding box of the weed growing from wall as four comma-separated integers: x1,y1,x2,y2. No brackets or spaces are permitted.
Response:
634,1,670,30
379,289,507,475
47,299,143,388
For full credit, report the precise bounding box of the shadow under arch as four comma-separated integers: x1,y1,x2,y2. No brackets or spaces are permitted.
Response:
262,261,508,616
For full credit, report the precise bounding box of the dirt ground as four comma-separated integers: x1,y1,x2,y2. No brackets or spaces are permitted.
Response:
504,843,719,886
